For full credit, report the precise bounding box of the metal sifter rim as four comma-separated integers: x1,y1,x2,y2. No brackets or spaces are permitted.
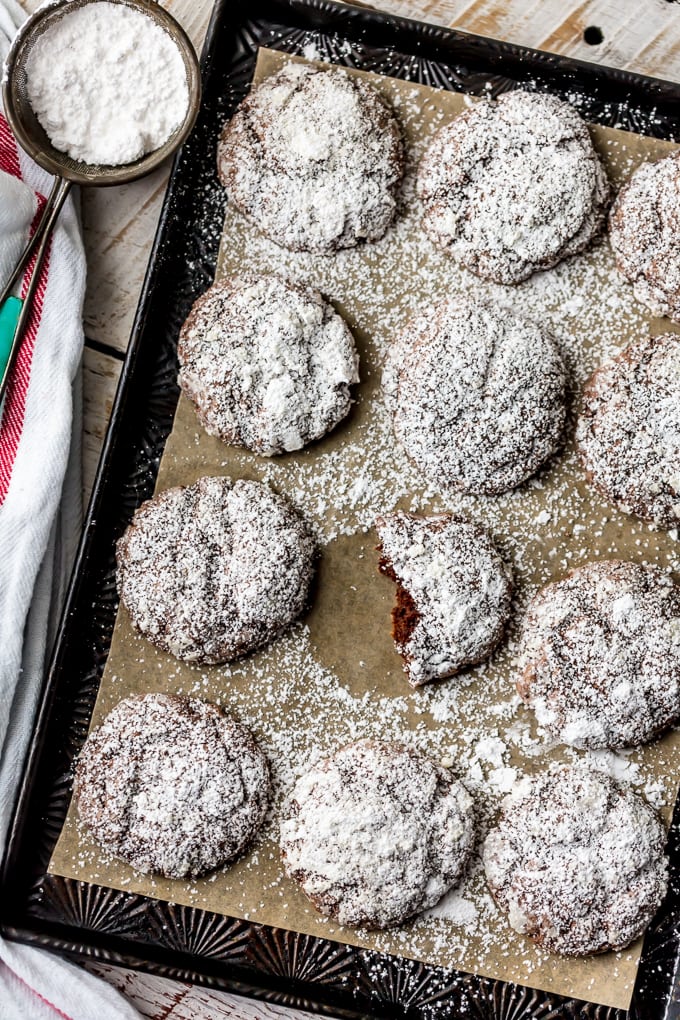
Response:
1,0,202,186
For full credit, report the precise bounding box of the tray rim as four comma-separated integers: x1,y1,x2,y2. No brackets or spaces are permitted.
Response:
3,1,680,1017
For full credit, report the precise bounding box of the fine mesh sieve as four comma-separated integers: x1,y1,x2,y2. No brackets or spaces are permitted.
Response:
0,0,202,403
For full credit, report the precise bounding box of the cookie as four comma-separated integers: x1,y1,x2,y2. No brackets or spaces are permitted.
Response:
177,275,359,455
376,512,512,686
383,298,567,496
609,150,680,322
483,765,668,956
518,559,680,749
74,693,271,879
280,740,475,929
576,333,680,529
217,62,404,253
417,90,609,284
116,476,315,664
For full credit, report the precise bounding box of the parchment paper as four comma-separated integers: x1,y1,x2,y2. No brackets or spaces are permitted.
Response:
50,50,680,1011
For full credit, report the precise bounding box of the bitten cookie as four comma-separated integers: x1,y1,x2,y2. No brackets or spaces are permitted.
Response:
376,512,512,686
178,275,359,455
483,765,668,956
417,90,609,284
609,150,680,322
518,559,680,749
280,740,475,929
116,476,315,664
75,693,271,879
217,62,404,253
576,333,680,529
382,298,567,495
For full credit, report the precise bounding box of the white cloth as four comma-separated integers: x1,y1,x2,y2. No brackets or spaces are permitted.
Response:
0,1,140,1016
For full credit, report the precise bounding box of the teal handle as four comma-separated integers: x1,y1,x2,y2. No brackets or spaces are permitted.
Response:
0,295,23,385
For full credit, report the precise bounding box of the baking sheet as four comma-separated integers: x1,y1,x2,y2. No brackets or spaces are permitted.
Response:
50,49,680,1011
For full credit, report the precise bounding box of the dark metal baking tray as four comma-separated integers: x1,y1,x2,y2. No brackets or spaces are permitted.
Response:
2,1,680,1016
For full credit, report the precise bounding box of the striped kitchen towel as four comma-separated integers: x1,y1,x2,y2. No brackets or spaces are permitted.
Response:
0,1,140,1017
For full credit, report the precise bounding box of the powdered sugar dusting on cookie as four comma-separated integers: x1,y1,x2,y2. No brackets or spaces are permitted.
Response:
217,63,404,253
280,740,475,928
609,151,680,321
384,298,567,496
116,476,316,663
376,512,512,685
75,693,271,879
417,91,609,284
178,275,359,455
577,333,680,528
518,559,680,750
483,765,668,955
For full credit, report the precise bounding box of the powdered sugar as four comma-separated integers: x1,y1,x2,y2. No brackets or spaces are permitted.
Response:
280,740,476,928
75,693,270,878
376,512,512,685
518,560,680,750
25,1,189,165
178,275,359,455
217,62,404,252
577,333,680,528
116,476,315,663
483,765,668,955
383,298,567,496
417,90,609,284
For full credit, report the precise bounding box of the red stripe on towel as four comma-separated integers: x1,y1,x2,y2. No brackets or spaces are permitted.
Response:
8,963,76,1020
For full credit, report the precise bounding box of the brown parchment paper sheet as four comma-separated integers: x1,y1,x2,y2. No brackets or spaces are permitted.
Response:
50,50,680,1011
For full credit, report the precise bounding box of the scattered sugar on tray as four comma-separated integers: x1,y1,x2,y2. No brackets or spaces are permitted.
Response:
506,719,545,758
425,885,478,926
473,735,507,766
642,778,668,809
487,766,520,794
24,1,190,165
584,747,642,784
301,41,321,61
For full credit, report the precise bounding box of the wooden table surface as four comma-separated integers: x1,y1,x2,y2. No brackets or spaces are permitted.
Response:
25,0,680,1016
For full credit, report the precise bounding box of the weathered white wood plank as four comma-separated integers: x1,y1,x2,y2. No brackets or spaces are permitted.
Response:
85,963,323,1020
374,0,680,80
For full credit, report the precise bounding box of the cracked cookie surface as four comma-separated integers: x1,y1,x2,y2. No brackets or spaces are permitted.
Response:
418,90,609,284
483,765,668,956
376,511,512,686
178,275,359,455
280,739,476,929
218,63,404,253
577,333,680,529
518,559,680,750
116,475,316,664
609,150,680,322
75,693,271,879
383,298,567,496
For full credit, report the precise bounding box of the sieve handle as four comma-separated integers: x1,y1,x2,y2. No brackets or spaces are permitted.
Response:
0,176,71,407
